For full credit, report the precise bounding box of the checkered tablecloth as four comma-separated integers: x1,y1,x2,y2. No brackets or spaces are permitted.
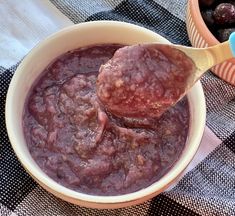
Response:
1,0,235,215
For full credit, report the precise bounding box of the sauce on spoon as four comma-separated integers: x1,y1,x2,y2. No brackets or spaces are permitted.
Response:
97,44,196,118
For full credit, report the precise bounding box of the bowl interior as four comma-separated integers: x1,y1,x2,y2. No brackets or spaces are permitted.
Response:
6,21,206,208
191,0,219,45
188,0,235,85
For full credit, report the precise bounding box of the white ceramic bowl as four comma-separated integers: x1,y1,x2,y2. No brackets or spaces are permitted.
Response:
5,21,206,209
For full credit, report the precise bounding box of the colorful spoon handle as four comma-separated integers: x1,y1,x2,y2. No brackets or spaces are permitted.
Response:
229,32,235,57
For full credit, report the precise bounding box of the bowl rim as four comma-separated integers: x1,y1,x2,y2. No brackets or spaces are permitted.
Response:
5,20,206,206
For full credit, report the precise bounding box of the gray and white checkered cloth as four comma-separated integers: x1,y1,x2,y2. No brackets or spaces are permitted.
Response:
1,0,235,215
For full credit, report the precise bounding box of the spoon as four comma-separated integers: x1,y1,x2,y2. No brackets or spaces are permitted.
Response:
96,32,235,118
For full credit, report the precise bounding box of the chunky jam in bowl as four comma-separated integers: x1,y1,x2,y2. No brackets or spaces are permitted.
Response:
23,44,190,195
